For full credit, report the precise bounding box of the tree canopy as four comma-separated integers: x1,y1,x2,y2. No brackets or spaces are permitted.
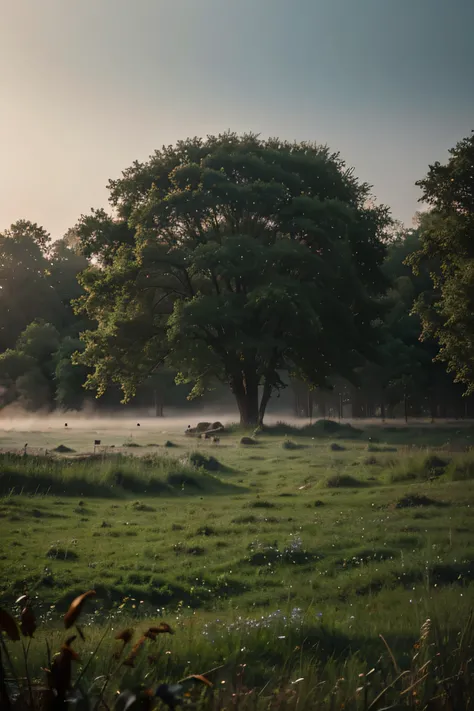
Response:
75,133,391,425
410,131,474,394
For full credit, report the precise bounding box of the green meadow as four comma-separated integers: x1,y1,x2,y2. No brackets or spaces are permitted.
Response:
1,419,474,708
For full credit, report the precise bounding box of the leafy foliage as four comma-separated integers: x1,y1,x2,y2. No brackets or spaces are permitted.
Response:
75,133,391,424
410,131,474,394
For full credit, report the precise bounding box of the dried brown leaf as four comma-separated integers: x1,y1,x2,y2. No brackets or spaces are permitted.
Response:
47,640,80,698
123,635,146,667
115,628,134,645
64,590,96,629
146,622,174,639
184,674,213,688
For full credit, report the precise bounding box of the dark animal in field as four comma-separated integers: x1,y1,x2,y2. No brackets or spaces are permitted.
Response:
137,423,140,427
213,437,220,444
65,423,68,427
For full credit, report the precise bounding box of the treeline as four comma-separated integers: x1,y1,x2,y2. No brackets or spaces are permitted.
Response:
0,131,473,422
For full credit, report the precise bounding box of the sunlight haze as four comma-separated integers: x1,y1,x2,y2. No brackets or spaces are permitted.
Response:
1,0,473,237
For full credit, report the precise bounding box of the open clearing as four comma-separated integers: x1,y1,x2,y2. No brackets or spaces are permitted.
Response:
1,417,474,695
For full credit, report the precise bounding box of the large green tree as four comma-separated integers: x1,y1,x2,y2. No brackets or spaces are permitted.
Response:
75,133,390,425
410,131,474,394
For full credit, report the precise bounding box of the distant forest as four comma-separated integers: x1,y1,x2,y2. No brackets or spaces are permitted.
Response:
1,131,473,424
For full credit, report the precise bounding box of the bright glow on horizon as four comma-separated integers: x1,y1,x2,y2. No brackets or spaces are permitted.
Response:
0,0,472,237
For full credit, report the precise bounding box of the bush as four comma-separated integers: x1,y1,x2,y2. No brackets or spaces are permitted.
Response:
330,443,345,451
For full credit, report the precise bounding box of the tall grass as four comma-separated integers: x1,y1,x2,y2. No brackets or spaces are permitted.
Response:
2,592,474,710
445,451,474,480
386,452,449,483
0,452,238,497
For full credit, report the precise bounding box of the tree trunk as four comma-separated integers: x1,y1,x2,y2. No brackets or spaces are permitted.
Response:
258,378,273,426
231,373,260,427
153,389,163,417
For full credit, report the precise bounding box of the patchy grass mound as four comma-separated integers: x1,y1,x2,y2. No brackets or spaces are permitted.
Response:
0,452,238,497
395,493,445,509
388,453,448,483
282,439,301,450
325,474,365,488
240,436,258,446
247,499,276,509
445,452,474,481
189,452,222,471
264,419,362,439
367,443,397,453
52,444,76,453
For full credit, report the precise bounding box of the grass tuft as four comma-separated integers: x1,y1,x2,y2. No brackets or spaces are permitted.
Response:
325,473,365,488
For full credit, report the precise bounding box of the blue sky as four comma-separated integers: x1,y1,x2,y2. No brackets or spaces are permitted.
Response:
1,0,473,237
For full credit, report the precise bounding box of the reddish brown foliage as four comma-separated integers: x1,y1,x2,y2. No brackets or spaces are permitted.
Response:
64,590,96,629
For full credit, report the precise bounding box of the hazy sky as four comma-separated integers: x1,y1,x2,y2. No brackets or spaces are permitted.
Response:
1,0,473,237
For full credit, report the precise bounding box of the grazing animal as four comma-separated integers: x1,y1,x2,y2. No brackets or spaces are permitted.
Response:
213,436,220,444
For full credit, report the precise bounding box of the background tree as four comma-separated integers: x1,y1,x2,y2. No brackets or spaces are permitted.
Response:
409,131,474,395
0,222,92,411
0,321,59,409
0,222,62,351
54,337,90,410
76,133,391,425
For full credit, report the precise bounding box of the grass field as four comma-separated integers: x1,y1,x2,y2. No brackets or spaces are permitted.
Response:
1,417,474,707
